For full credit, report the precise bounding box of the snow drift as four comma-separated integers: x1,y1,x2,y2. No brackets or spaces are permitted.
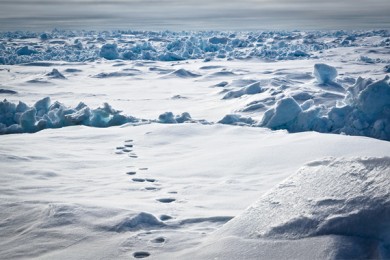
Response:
181,157,390,259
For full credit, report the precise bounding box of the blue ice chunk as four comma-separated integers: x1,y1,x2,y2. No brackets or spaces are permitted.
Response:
100,43,119,60
0,99,16,126
314,63,338,84
20,108,37,133
16,46,37,56
261,97,302,129
40,33,50,41
158,112,176,124
357,76,390,119
209,37,229,45
34,97,51,117
175,112,192,123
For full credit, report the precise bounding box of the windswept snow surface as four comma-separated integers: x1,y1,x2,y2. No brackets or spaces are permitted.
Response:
1,124,389,259
1,30,390,259
179,157,390,259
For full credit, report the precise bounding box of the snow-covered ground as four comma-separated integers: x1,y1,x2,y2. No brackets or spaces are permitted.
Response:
0,30,390,259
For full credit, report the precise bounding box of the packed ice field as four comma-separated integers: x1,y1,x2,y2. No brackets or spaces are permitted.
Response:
0,30,390,259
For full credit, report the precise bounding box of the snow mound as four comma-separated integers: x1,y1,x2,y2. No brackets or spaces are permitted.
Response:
260,77,390,141
313,63,338,84
166,69,201,78
45,68,66,79
222,82,262,99
0,98,139,134
111,212,165,233
186,157,390,259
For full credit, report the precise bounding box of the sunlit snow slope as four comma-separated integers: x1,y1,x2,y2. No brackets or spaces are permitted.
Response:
180,157,390,259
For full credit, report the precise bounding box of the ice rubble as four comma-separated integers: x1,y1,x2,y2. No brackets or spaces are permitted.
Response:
182,157,390,259
0,98,212,134
1,30,390,64
260,75,390,141
0,98,139,134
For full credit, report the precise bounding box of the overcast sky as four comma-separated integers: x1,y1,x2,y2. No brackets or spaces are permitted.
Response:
0,0,389,31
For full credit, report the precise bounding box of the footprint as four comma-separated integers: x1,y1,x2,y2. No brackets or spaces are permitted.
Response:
129,155,138,158
115,151,125,155
156,198,175,203
133,251,150,258
146,178,156,183
116,146,125,149
125,139,133,143
123,149,132,153
132,178,145,182
139,168,148,171
125,144,134,148
168,191,177,194
151,237,166,243
126,171,137,175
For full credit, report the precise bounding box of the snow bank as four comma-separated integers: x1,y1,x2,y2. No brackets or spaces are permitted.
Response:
183,157,390,259
260,76,390,141
0,98,139,134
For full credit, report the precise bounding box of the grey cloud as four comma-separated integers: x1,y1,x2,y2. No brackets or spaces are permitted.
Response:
0,0,389,31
